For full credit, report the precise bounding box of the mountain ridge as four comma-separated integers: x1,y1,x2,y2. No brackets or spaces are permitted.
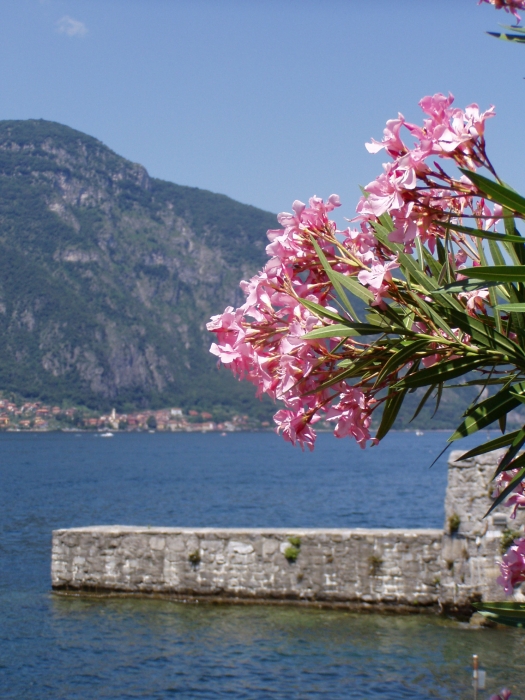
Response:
0,118,275,418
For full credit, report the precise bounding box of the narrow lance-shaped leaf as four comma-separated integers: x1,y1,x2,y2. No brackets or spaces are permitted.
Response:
495,304,525,312
297,297,354,325
375,389,408,441
448,380,525,442
458,429,521,461
309,235,360,320
431,382,443,419
493,450,525,480
462,266,525,283
460,169,525,218
330,270,374,303
487,31,525,43
394,356,488,389
406,290,457,340
435,279,498,294
441,305,525,361
374,339,429,388
410,383,437,423
474,602,525,629
302,323,384,340
486,466,525,516
443,221,525,244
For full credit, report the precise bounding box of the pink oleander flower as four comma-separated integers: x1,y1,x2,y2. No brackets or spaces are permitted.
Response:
365,114,406,157
358,93,496,251
325,387,374,448
490,690,512,700
273,408,320,452
458,288,490,315
357,257,400,291
479,0,525,23
494,467,525,519
497,537,525,595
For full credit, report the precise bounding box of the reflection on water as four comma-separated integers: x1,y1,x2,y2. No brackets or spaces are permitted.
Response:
0,431,524,698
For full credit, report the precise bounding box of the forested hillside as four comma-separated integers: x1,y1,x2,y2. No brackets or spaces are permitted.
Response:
0,119,275,417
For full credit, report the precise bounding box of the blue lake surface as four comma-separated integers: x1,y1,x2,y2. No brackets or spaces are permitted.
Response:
0,430,523,698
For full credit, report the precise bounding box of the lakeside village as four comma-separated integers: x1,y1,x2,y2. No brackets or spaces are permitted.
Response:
0,399,273,433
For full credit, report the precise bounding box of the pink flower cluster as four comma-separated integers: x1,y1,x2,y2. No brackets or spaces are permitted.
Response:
208,195,376,451
498,537,525,595
208,94,499,450
479,0,525,23
356,93,496,254
493,470,525,595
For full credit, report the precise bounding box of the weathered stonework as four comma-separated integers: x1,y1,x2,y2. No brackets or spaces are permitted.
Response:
51,449,525,613
52,526,443,610
440,449,525,612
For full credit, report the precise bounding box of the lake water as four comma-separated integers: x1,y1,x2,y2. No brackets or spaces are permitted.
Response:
0,430,523,698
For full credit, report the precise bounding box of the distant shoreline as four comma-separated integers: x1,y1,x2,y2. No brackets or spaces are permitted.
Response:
1,427,464,435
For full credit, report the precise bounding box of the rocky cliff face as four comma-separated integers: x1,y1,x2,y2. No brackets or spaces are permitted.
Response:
0,119,275,414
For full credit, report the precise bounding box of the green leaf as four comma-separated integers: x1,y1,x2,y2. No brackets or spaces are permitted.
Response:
440,306,525,361
330,270,374,303
406,291,457,340
462,266,525,283
487,31,525,43
444,377,513,388
410,384,437,423
495,303,525,312
443,221,525,244
309,236,360,320
500,212,525,267
302,323,380,340
460,169,525,218
435,279,498,294
431,382,443,418
475,602,525,616
488,238,506,268
422,245,442,279
374,339,429,387
394,356,487,389
448,380,525,442
375,389,408,441
458,430,521,461
496,23,525,33
493,431,525,478
297,298,352,324
487,466,525,516
370,223,439,293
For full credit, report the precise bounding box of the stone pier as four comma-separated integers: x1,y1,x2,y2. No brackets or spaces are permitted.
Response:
51,450,525,613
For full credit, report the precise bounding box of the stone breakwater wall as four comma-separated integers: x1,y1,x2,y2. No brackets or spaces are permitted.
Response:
52,526,443,610
51,450,525,612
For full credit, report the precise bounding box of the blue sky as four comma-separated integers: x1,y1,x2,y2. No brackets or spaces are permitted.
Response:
1,0,524,226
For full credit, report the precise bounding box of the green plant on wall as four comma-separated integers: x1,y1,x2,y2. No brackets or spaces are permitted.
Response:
448,514,461,535
368,554,383,576
188,549,201,565
284,536,301,563
501,528,523,555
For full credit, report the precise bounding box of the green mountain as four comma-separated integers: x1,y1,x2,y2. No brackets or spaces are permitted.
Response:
0,119,275,418
0,118,509,432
